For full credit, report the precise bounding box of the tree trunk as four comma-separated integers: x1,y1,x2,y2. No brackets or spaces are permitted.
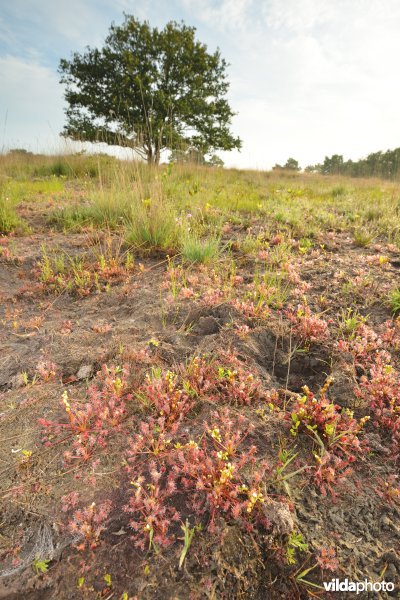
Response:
146,148,160,166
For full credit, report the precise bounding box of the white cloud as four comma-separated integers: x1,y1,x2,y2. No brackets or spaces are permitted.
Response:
182,0,253,31
194,0,400,168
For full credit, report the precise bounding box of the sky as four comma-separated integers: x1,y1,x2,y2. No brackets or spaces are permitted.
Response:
1,0,400,169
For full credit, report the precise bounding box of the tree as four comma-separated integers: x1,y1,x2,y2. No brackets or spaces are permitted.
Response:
59,16,241,165
304,164,318,173
272,157,301,171
321,154,344,175
283,157,300,171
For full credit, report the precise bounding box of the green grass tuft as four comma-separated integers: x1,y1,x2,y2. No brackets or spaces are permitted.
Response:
389,289,400,315
181,235,220,264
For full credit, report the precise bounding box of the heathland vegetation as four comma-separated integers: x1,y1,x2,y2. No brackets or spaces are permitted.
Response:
0,150,399,598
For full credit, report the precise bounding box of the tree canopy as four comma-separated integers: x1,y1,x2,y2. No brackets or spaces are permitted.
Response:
306,148,400,179
59,16,241,164
272,157,301,171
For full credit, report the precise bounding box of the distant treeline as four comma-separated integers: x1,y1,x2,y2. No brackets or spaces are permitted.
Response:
305,148,400,179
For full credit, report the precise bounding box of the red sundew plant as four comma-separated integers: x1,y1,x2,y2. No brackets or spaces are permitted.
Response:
39,364,131,462
67,500,113,551
173,411,270,532
140,367,194,430
375,474,400,504
86,364,131,428
381,318,400,350
288,379,369,496
61,491,80,512
336,323,382,367
126,416,176,465
230,297,270,320
315,547,339,572
124,464,180,550
289,379,369,455
287,304,330,345
356,354,400,456
313,451,355,497
35,359,58,382
212,361,263,407
125,410,272,549
284,262,311,295
39,390,102,462
201,288,225,306
185,353,264,406
183,356,217,396
138,355,264,420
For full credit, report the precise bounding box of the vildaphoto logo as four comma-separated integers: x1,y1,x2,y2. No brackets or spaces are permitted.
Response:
323,579,395,594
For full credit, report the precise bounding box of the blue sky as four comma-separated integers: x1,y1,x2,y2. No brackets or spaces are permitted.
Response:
1,0,400,168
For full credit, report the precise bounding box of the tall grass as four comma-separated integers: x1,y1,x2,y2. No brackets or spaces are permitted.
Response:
0,151,118,180
126,180,180,251
0,181,24,233
1,150,400,249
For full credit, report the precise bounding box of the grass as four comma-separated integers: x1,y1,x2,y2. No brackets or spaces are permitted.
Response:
389,289,400,315
0,197,22,234
0,182,25,234
50,189,132,231
1,151,400,249
181,234,220,264
126,195,180,252
353,227,374,247
0,151,118,180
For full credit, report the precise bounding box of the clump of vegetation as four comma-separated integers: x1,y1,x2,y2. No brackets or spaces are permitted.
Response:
389,288,400,315
354,227,374,247
34,240,135,296
181,234,220,264
288,378,370,496
126,189,181,252
0,184,24,234
39,365,131,462
0,197,22,234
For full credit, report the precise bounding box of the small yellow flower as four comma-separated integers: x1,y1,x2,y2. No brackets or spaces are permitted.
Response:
62,390,71,412
210,428,221,442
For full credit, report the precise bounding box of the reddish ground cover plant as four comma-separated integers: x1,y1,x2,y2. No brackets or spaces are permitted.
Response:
315,547,340,572
286,303,330,346
66,500,113,551
183,353,263,406
380,318,400,349
125,409,271,549
124,465,180,550
337,320,400,458
32,245,135,297
173,410,270,530
35,359,58,382
39,365,131,462
356,353,400,457
139,354,264,417
336,323,383,366
288,378,369,495
140,367,195,430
